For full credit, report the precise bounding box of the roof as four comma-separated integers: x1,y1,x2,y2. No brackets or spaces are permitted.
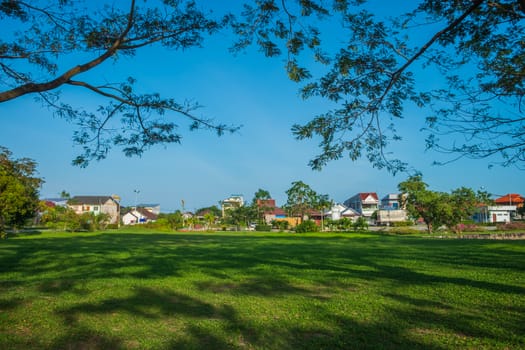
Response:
359,192,379,201
68,196,118,205
124,208,158,220
494,194,524,204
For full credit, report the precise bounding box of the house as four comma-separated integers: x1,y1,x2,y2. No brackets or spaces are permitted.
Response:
474,193,524,223
68,195,120,224
474,204,517,223
376,209,408,225
377,194,408,225
325,203,361,222
344,193,379,218
381,194,402,210
494,193,524,208
41,198,68,207
221,194,244,217
122,207,158,225
136,203,161,215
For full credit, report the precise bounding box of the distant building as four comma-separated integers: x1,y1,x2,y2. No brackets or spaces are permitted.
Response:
68,195,120,224
344,193,379,218
122,207,158,225
136,203,161,215
381,194,402,210
221,194,244,217
325,203,360,222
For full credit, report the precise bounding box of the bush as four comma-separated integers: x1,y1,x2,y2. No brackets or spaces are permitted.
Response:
255,224,272,231
271,220,289,231
352,217,368,231
384,227,422,235
497,222,525,231
295,220,319,233
391,221,413,227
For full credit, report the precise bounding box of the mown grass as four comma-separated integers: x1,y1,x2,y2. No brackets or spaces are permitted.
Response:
1,230,524,349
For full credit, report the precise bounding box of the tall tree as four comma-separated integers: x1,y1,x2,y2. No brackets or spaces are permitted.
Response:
0,147,43,236
284,180,318,224
234,0,525,172
0,0,238,166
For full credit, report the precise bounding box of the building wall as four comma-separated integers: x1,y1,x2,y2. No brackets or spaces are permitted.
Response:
376,209,408,225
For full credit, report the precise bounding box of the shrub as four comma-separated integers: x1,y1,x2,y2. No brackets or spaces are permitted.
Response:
295,220,319,233
385,227,422,235
255,224,272,232
497,222,525,231
391,221,413,227
271,220,289,231
352,217,368,231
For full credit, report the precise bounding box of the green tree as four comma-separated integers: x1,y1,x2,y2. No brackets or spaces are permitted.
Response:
398,176,448,234
0,147,43,237
252,188,272,224
398,175,481,234
224,205,257,230
235,0,525,171
203,212,216,230
284,181,319,224
0,0,237,167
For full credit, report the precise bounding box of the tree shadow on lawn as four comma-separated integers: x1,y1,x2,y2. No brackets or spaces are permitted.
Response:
2,232,525,348
380,292,525,347
55,285,446,350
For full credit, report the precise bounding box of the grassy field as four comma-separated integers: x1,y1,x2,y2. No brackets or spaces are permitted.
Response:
1,230,524,349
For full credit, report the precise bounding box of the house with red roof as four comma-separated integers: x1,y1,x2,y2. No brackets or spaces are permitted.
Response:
494,194,524,208
475,193,524,223
344,192,379,218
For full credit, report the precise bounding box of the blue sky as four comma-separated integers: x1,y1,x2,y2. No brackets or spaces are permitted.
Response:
1,2,522,212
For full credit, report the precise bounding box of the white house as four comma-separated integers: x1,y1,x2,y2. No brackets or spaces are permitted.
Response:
344,193,379,218
122,207,158,225
325,203,361,221
475,205,516,223
221,194,244,217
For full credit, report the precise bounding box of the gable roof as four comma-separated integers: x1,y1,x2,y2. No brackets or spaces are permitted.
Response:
359,192,379,201
69,196,118,205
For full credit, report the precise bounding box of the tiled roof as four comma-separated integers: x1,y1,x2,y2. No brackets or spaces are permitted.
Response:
494,194,524,204
359,192,379,201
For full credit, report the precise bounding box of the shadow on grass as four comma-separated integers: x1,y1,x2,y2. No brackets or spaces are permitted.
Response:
1,232,524,349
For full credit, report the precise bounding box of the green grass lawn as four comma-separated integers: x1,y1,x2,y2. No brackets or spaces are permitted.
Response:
1,230,524,349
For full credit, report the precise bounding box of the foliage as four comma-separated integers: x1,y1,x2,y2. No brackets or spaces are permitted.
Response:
0,0,238,166
252,188,273,224
390,221,414,227
271,219,289,231
352,217,369,231
254,224,272,232
284,180,319,224
294,219,319,233
39,202,77,231
497,221,525,231
0,147,43,236
235,0,525,171
195,206,222,219
224,205,257,229
398,175,481,234
156,211,184,230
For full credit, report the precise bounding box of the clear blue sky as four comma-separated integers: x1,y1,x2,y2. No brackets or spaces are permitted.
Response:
1,2,522,212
